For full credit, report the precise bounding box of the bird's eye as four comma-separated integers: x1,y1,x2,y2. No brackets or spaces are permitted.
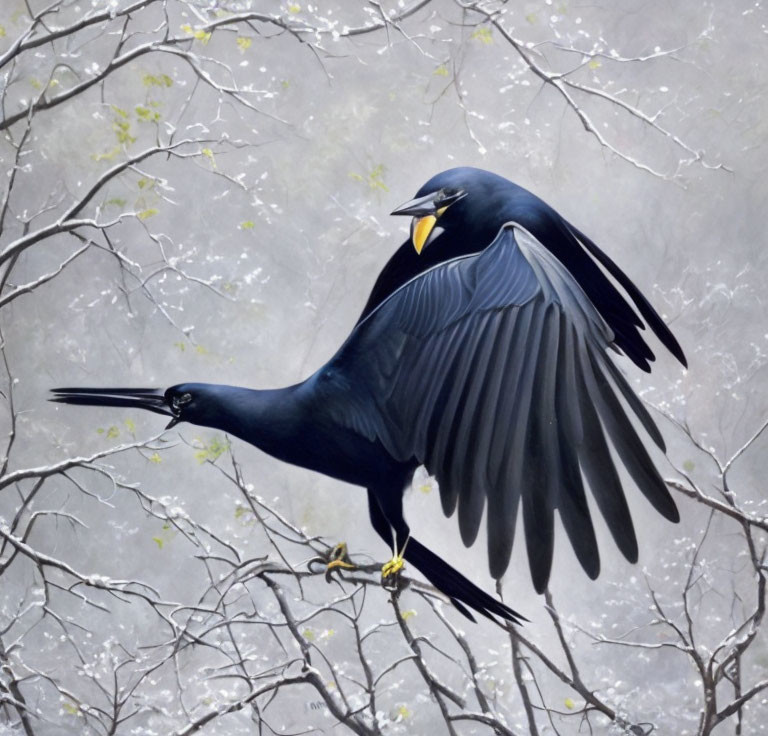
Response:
172,392,192,412
434,187,466,209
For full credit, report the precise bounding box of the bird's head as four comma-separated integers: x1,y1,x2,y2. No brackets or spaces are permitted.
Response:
391,167,516,255
164,383,219,429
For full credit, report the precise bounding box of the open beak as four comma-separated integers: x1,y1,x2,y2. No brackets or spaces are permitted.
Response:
50,387,172,415
391,189,466,254
51,387,184,429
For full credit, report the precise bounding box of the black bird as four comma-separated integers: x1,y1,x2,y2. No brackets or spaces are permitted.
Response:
52,167,686,625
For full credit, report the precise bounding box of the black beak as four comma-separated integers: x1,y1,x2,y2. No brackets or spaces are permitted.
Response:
390,188,467,217
391,192,441,217
50,387,174,418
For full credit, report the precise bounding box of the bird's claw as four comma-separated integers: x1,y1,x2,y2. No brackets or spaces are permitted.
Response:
381,554,405,589
323,542,357,582
381,555,404,577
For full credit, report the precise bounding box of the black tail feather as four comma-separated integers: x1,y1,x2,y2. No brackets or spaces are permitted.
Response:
404,537,527,626
50,387,172,417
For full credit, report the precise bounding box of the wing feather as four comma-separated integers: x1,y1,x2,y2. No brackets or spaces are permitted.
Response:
574,350,639,564
444,311,498,542
325,224,677,588
519,304,560,591
553,318,599,580
582,349,679,522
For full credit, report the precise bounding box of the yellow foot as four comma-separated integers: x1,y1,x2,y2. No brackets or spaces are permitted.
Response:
324,542,357,582
381,554,405,579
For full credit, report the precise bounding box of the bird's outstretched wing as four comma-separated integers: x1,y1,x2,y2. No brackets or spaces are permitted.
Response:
327,224,678,592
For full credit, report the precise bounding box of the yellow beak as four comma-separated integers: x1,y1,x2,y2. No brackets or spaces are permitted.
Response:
412,215,437,254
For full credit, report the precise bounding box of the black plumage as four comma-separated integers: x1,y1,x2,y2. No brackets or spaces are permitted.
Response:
51,167,685,625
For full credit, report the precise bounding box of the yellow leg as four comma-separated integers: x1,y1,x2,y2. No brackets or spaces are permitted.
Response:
381,535,410,579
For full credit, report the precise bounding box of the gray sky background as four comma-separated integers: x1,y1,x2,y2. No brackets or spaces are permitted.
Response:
1,0,767,733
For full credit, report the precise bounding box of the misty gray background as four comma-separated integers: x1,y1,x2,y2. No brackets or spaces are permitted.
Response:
1,0,766,733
